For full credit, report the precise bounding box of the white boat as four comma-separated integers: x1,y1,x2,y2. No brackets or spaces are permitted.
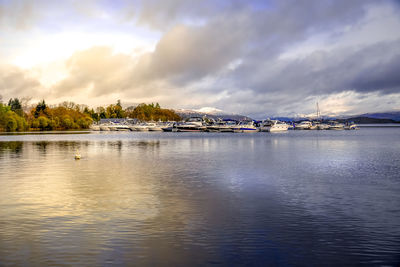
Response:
107,123,119,131
309,123,318,130
233,120,259,133
116,125,131,131
99,125,110,131
206,123,221,132
147,122,163,131
161,122,177,132
344,122,358,130
129,125,138,131
176,117,206,132
315,122,330,130
328,121,345,130
90,125,100,131
218,120,238,132
294,121,312,130
206,120,237,132
260,120,289,132
260,120,273,132
313,102,330,130
134,123,150,131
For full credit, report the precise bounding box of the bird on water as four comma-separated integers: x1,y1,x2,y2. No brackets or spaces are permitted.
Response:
75,150,81,160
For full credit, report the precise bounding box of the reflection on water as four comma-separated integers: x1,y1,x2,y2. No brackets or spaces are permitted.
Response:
0,141,23,156
0,129,400,265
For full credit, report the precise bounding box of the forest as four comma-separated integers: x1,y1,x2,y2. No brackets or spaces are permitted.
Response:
0,99,181,132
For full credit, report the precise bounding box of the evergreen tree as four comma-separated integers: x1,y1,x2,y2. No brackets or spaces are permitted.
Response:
8,98,23,116
34,100,47,118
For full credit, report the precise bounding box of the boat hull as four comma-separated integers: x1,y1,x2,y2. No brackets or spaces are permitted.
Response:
99,126,110,131
176,126,206,132
233,128,259,133
148,127,163,131
317,124,330,130
162,127,176,132
294,126,310,130
135,127,149,131
270,127,289,132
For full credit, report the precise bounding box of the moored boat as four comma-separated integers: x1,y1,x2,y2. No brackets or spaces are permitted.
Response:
134,123,150,131
147,122,163,131
309,122,318,130
328,121,345,130
176,117,206,132
218,120,238,132
99,125,110,131
90,125,100,131
294,121,312,130
206,119,238,132
161,122,177,132
233,120,259,133
344,122,358,130
260,120,289,132
315,122,330,130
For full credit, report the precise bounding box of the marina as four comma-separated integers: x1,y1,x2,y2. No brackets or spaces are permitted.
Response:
91,117,360,132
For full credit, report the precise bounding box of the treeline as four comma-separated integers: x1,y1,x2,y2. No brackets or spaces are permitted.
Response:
0,98,180,132
125,103,181,121
84,101,181,122
28,100,93,130
0,99,93,131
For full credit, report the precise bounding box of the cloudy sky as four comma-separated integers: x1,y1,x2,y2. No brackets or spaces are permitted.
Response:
1,0,400,118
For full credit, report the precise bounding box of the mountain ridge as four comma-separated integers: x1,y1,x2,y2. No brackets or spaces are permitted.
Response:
174,108,251,121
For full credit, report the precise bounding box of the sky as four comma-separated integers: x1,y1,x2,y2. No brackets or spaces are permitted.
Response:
1,0,400,118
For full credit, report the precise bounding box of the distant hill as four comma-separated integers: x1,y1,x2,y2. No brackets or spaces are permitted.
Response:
175,108,251,121
337,117,399,124
270,117,296,122
269,111,400,124
357,111,400,122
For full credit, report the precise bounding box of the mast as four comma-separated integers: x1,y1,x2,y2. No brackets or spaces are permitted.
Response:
316,102,320,121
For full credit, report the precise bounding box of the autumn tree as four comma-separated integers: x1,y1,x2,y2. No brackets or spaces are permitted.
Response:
0,103,27,132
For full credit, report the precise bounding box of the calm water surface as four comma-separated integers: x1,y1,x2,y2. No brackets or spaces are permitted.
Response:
0,129,399,266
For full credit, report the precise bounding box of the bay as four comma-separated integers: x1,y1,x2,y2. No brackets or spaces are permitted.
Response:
0,129,399,266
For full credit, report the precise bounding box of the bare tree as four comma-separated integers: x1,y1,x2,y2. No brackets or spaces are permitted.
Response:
21,97,32,113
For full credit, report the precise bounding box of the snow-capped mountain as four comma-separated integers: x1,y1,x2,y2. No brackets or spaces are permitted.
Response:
174,107,251,121
193,107,224,114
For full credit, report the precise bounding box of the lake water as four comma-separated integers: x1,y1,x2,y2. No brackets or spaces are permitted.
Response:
0,129,399,266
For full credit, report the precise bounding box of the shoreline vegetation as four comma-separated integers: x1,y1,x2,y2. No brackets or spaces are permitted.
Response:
0,99,181,132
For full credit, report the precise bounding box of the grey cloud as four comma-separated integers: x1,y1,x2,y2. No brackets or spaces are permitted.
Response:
0,65,41,99
349,53,400,93
210,38,400,117
235,39,400,98
136,0,246,30
131,20,245,86
129,0,382,89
